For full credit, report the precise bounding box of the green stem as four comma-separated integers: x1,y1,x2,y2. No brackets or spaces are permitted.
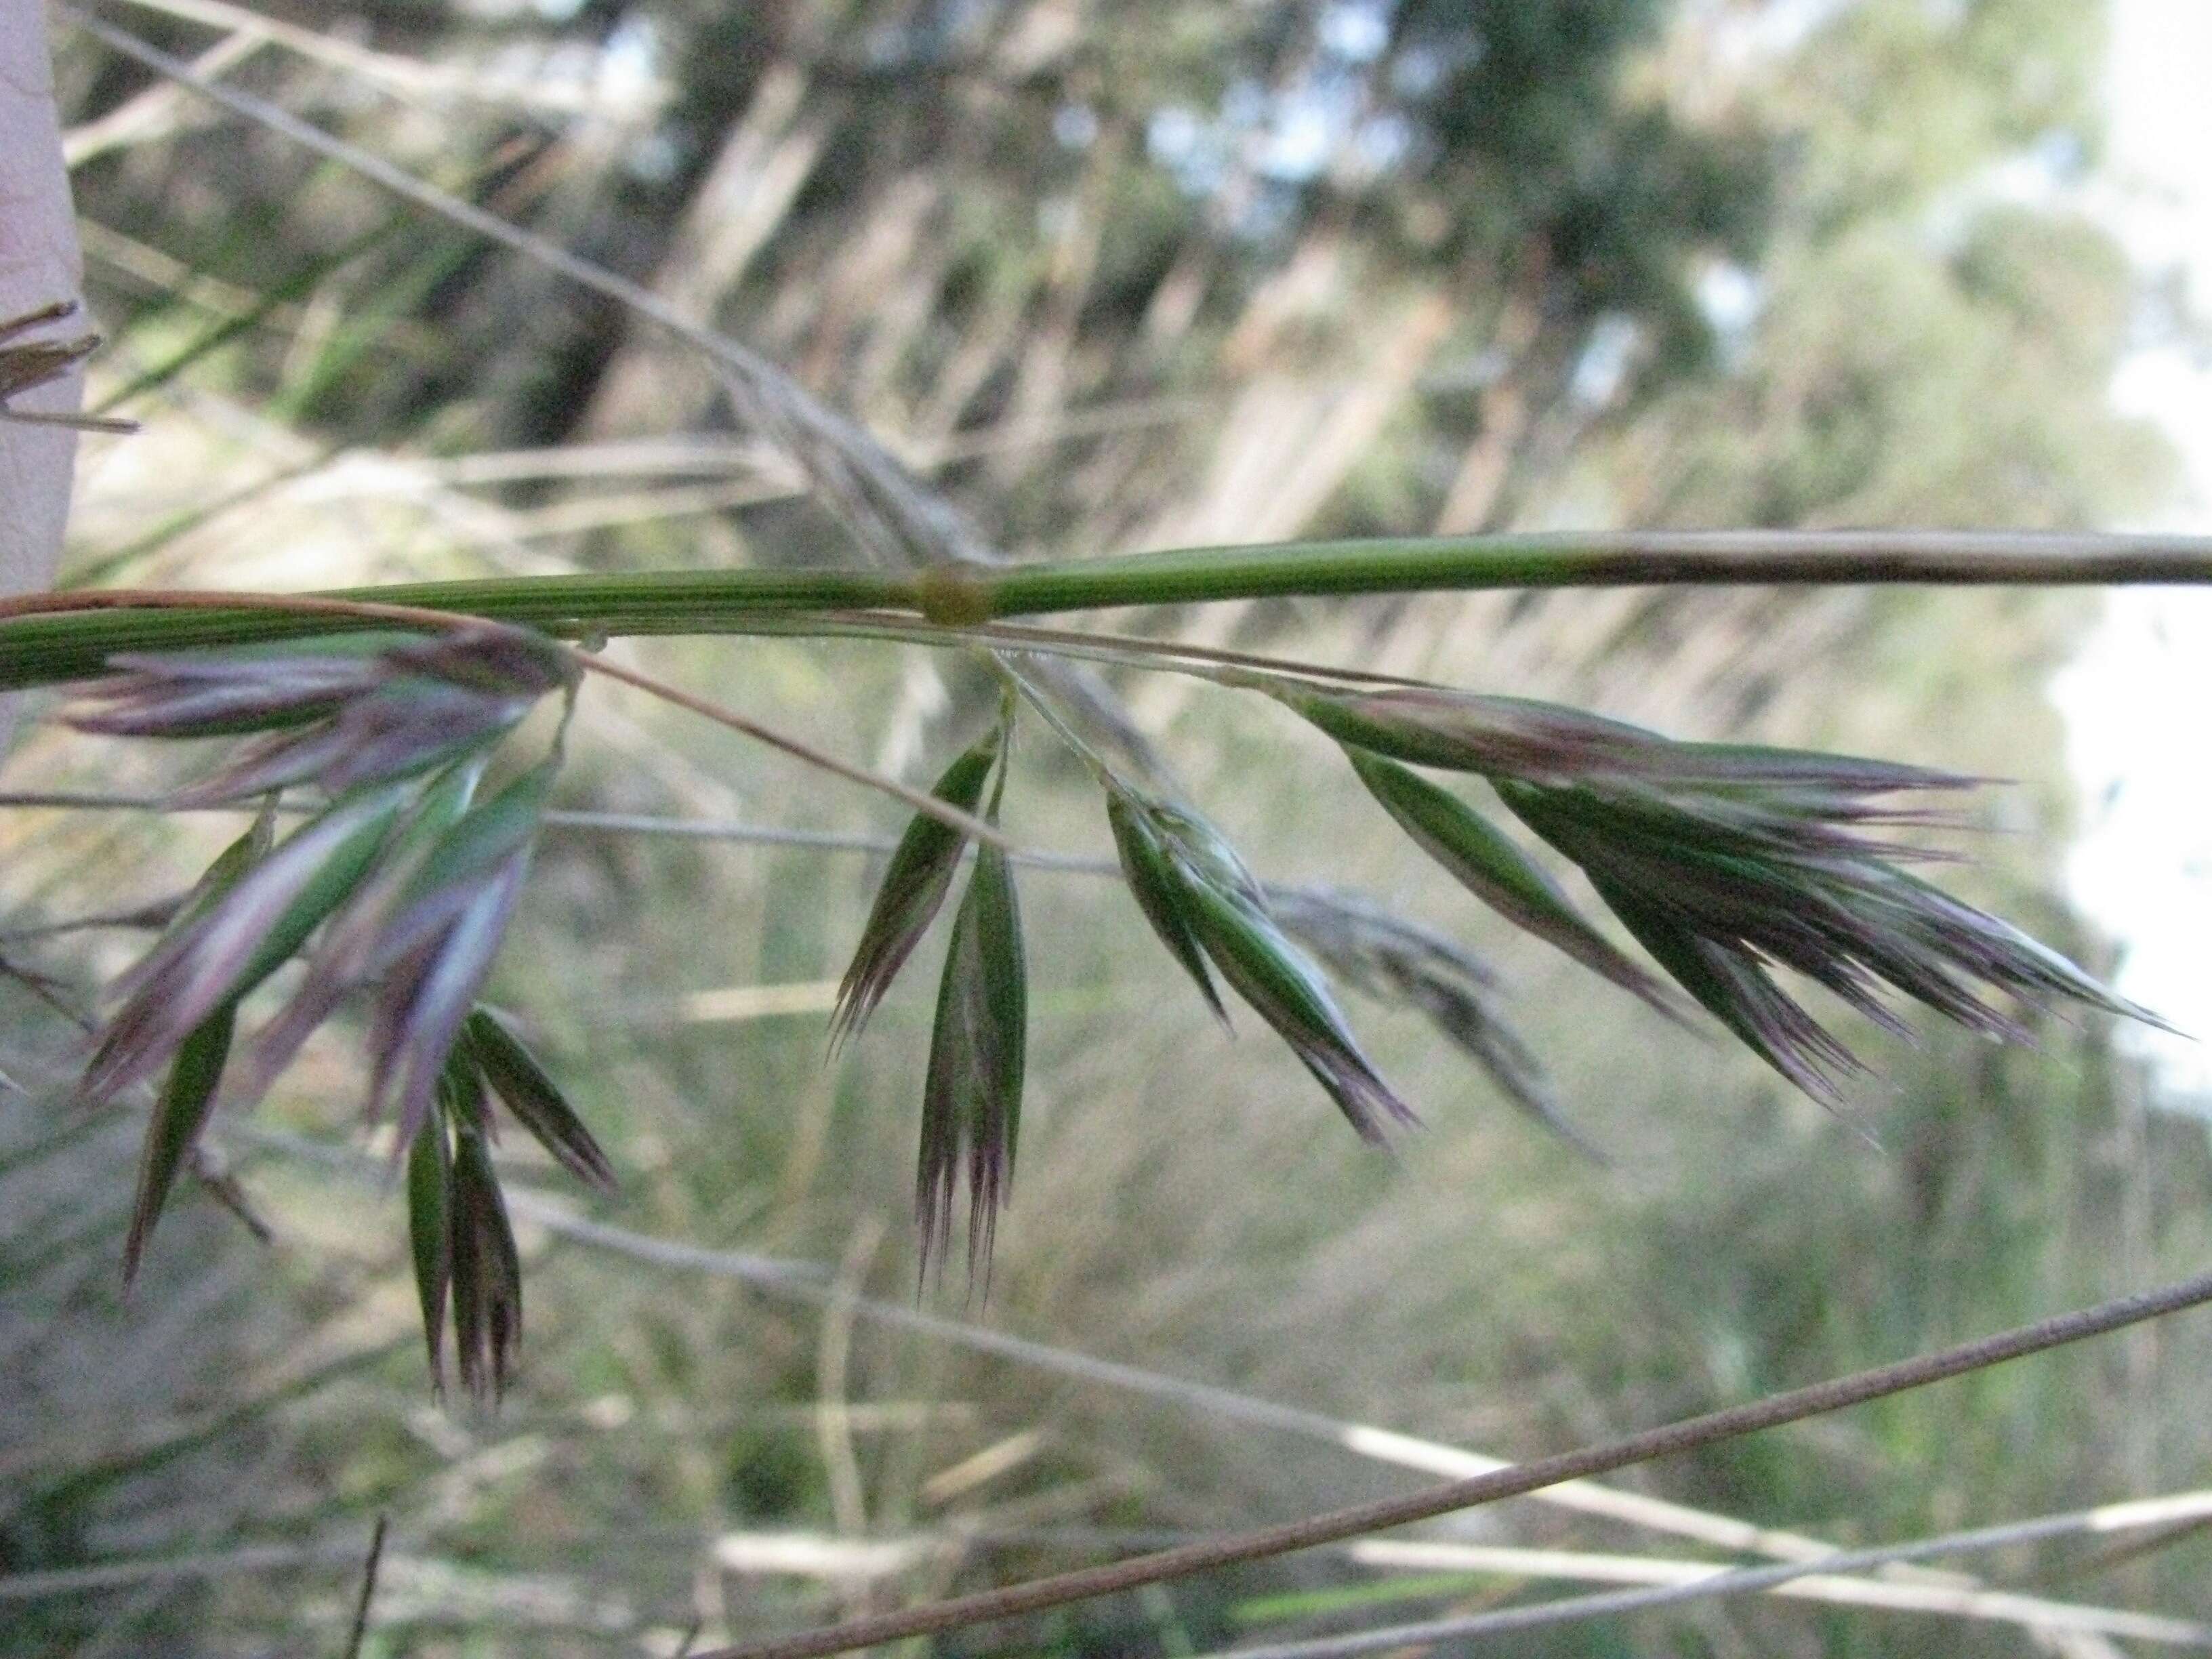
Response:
1002,665,1122,794
7,530,2212,691
982,529,2212,611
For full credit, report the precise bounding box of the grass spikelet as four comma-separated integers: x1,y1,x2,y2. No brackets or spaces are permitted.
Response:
1105,791,1229,1028
407,1092,455,1395
122,1003,238,1288
443,1063,523,1404
211,758,560,1149
79,783,413,1105
114,808,278,1284
465,1008,615,1193
355,764,555,1149
1109,794,1415,1141
1341,746,1681,1019
1497,772,2169,1105
1267,886,1596,1156
1283,683,1971,796
408,1018,587,1402
917,754,1026,1286
68,626,574,805
1176,875,1418,1141
830,727,1002,1049
73,625,574,1127
219,760,487,1109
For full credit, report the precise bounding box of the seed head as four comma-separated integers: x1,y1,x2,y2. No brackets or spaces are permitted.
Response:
1498,771,2167,1105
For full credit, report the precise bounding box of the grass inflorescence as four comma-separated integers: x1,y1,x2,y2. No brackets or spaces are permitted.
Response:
30,586,2173,1378
1276,679,2165,1107
59,623,608,1403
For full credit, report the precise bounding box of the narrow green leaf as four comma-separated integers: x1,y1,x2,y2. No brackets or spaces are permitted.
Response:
120,1002,235,1289
464,1008,615,1193
831,729,1000,1048
407,1101,454,1396
1343,747,1681,1019
87,218,403,421
1105,792,1228,1028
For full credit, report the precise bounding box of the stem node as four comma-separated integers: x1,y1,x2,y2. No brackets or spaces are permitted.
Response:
917,567,995,628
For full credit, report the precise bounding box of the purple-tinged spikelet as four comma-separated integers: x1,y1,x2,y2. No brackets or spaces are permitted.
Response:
71,626,578,1336
1498,771,2167,1105
1282,680,2160,1105
68,626,575,806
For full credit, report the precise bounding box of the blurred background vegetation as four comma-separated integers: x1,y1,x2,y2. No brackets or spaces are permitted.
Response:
7,0,2212,1652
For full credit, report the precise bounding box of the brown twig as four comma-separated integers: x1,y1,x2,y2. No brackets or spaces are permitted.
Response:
341,1515,387,1659
695,1265,2212,1659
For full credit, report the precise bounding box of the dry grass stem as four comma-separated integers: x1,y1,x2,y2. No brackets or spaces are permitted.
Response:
695,1265,2212,1659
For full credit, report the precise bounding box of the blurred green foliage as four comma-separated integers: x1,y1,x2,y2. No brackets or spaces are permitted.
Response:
7,0,2209,1654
